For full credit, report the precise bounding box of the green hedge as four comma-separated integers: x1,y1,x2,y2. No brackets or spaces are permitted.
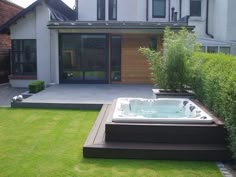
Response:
28,80,45,93
187,52,236,159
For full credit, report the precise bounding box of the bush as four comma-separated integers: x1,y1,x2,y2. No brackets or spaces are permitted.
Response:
140,27,199,91
28,80,45,93
187,52,236,159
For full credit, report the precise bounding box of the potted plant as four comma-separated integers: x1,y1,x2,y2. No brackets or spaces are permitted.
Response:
140,27,200,98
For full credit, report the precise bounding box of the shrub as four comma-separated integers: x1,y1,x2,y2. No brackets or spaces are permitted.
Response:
187,52,236,159
140,27,199,91
28,80,45,93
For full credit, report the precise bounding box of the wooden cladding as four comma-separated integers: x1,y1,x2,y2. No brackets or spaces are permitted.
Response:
120,34,161,84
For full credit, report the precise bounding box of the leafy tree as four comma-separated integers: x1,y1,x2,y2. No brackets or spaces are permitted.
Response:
140,27,200,91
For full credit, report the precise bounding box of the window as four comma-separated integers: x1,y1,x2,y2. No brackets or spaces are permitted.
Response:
207,46,218,53
60,34,108,83
111,36,121,81
149,37,157,50
152,0,166,18
190,0,201,17
220,47,230,54
12,40,37,75
201,46,206,52
109,0,117,20
97,0,105,20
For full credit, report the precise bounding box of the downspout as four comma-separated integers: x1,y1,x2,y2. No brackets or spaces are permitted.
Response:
168,0,171,22
75,0,78,20
146,0,149,21
179,0,182,19
206,0,214,38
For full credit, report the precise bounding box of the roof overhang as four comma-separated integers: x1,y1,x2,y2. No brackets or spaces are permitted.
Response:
48,21,195,33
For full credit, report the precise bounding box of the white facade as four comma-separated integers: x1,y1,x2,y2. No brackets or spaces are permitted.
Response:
8,0,236,87
9,2,56,87
77,0,236,42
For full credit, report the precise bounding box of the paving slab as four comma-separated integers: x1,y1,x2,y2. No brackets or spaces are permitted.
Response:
0,84,27,107
22,84,154,104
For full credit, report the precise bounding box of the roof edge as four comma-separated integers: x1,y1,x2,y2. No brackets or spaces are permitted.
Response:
47,21,195,31
0,0,24,9
0,0,43,34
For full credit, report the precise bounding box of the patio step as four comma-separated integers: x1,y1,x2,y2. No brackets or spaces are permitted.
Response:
11,101,102,110
84,142,231,161
83,104,232,161
105,122,227,144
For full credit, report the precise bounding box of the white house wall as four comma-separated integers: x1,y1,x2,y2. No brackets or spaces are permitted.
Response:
117,0,137,21
10,11,36,39
212,0,228,41
208,0,214,36
226,0,236,41
137,0,146,21
50,30,59,84
78,0,97,21
181,0,207,37
78,0,173,22
9,2,52,87
35,2,51,85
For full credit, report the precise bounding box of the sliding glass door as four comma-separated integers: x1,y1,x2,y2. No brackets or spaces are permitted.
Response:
60,34,108,83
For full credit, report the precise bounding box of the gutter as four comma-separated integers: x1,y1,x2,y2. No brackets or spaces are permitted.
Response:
206,0,214,38
75,0,78,20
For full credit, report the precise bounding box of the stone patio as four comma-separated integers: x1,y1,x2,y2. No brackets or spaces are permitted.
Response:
0,83,27,107
22,84,153,104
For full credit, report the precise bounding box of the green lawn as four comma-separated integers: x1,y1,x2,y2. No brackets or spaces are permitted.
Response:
0,108,222,177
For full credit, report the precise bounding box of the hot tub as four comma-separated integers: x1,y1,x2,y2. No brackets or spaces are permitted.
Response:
112,98,213,124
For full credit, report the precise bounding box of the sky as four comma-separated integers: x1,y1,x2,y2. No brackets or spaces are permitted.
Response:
8,0,75,8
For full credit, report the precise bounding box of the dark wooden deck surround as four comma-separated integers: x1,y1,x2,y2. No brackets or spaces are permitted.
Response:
83,100,232,161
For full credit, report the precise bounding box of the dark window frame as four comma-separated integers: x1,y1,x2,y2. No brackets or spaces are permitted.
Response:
11,39,37,76
97,0,105,20
59,33,109,84
219,46,230,54
152,0,166,18
110,35,121,81
109,0,117,20
190,0,202,17
207,46,218,53
149,37,158,50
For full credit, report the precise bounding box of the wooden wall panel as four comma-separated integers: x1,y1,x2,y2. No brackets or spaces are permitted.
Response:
120,34,154,84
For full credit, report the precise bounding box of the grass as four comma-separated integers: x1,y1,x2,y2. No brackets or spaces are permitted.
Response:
0,108,222,177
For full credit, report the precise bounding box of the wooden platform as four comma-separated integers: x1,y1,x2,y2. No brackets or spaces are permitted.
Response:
83,104,232,161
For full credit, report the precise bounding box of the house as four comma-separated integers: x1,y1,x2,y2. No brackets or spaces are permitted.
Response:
0,0,22,84
4,0,231,87
180,0,236,55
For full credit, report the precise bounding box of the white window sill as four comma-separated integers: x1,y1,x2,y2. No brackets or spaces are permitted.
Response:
189,16,203,21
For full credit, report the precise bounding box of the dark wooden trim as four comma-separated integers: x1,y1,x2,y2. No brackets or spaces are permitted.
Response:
8,75,37,80
11,102,103,110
